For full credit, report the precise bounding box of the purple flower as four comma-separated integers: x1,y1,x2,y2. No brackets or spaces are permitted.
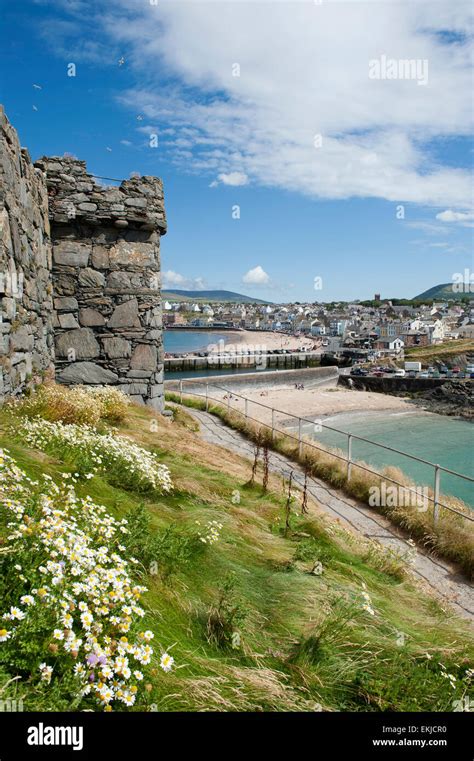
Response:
86,653,98,666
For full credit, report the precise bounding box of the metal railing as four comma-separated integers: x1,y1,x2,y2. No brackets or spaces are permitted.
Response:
167,378,474,526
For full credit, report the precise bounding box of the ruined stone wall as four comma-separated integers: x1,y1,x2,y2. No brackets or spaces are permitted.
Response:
35,156,167,411
0,108,166,411
0,106,55,402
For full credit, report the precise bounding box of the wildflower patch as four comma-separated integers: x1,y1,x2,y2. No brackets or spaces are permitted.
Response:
0,447,172,711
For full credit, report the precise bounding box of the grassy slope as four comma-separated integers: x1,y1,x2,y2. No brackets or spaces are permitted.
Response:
404,339,474,363
0,404,472,712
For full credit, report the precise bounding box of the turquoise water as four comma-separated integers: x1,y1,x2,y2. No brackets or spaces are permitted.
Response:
164,330,241,354
298,411,474,507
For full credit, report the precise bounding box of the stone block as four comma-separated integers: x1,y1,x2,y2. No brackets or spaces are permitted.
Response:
130,343,157,371
58,362,118,385
53,241,91,267
78,268,106,288
107,298,141,328
55,328,100,359
54,296,78,311
78,308,105,327
102,337,131,359
58,313,80,329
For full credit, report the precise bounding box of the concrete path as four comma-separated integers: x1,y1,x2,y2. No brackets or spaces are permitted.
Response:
183,405,474,622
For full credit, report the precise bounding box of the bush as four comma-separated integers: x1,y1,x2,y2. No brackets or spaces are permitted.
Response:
11,384,129,427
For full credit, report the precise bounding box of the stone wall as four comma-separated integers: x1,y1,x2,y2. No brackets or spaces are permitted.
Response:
0,108,166,411
0,106,55,401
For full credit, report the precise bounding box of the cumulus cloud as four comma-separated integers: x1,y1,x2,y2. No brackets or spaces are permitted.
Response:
242,266,270,285
435,210,474,224
162,270,206,290
210,171,249,188
44,0,473,207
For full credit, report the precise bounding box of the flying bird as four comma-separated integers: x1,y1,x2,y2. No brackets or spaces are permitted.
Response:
32,84,42,90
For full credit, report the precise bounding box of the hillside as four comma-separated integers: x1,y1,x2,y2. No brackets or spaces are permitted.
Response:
162,289,271,304
414,283,474,302
0,385,472,713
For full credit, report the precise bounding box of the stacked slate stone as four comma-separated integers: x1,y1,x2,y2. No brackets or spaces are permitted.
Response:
35,155,167,411
0,106,55,402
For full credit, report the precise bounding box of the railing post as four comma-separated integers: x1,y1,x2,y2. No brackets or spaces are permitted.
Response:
271,408,275,441
298,418,302,456
434,464,440,525
347,434,352,481
179,380,183,404
205,383,209,412
245,398,248,419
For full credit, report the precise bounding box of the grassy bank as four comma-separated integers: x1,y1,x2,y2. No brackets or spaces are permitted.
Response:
404,339,474,365
0,385,472,712
165,392,474,579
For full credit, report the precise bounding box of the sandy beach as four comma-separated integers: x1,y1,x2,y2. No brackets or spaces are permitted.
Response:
205,381,414,428
210,330,319,353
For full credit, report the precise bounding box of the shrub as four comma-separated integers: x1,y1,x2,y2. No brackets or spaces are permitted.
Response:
11,384,129,426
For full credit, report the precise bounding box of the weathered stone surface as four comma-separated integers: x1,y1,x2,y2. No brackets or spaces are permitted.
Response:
55,328,100,359
58,362,118,385
78,308,105,327
107,298,141,328
54,296,78,311
0,109,165,409
91,246,110,269
78,268,106,288
58,313,80,329
10,326,34,351
53,241,90,267
102,337,131,359
130,343,157,371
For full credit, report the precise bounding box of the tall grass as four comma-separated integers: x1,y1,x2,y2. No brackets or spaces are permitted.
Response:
166,391,474,578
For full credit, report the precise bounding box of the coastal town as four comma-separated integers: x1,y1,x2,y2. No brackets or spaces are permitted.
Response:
164,294,474,368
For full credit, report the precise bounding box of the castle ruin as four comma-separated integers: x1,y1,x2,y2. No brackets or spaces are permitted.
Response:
0,107,166,411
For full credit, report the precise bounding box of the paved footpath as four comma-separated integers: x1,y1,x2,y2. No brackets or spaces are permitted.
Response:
183,405,474,622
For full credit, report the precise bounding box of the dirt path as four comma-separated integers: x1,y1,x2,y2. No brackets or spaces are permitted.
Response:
183,405,474,622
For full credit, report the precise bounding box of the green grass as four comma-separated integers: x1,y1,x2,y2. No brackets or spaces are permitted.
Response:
0,401,472,712
165,392,474,579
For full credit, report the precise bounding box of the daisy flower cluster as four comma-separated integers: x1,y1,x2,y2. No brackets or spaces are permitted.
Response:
0,447,173,711
14,418,173,494
195,520,223,545
360,583,376,616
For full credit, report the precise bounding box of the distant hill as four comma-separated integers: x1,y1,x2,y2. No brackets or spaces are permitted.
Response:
414,283,473,302
162,289,271,304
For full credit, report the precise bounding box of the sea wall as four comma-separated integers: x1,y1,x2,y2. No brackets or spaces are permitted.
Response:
165,366,339,393
0,106,55,402
165,351,321,373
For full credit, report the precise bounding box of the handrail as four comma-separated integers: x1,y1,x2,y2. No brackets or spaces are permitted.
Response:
166,377,474,525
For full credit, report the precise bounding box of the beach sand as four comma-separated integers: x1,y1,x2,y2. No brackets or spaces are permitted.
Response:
205,382,414,428
212,330,318,353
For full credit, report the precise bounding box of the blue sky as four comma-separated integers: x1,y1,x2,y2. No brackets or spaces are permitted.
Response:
1,0,472,302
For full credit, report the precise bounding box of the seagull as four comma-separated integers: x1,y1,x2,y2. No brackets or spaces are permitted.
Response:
32,105,38,111
106,147,112,152
136,115,143,121
33,84,42,90
118,57,125,66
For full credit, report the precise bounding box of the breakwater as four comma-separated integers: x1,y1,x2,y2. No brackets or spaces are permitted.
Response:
165,351,321,373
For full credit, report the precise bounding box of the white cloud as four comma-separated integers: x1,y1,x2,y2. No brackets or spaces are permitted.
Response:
242,266,270,285
46,0,474,207
162,270,206,290
435,210,474,224
212,171,249,187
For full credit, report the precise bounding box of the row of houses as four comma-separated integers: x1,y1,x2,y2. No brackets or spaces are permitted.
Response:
163,298,474,354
